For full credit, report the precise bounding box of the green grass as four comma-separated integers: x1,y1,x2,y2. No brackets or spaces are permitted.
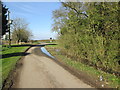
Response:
0,45,30,88
45,45,120,88
45,44,58,47
58,55,120,88
45,41,56,43
0,45,2,89
31,42,40,44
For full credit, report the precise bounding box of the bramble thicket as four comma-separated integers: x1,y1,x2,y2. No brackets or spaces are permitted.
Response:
52,2,120,75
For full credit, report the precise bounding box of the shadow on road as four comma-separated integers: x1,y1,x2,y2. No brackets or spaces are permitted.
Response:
2,43,57,59
11,44,36,47
2,52,30,59
10,44,57,47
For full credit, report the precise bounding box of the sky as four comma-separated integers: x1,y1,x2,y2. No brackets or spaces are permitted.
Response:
4,2,61,40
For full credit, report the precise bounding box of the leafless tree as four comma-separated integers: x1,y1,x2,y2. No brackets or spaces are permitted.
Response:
11,18,32,44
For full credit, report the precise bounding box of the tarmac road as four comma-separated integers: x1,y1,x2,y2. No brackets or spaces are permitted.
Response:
14,46,93,88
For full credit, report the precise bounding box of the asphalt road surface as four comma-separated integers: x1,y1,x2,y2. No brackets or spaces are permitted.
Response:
14,46,93,88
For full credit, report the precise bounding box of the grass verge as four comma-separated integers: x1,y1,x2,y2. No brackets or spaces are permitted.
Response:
0,45,30,88
45,44,120,88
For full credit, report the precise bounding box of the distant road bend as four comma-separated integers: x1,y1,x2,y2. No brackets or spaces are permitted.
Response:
13,46,93,88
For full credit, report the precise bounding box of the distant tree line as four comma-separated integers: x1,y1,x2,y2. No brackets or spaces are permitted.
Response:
52,2,120,75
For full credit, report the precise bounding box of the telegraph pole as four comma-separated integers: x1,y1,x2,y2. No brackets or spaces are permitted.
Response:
8,11,11,47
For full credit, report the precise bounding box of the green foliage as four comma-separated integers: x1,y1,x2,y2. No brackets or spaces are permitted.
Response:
1,2,8,36
52,2,120,74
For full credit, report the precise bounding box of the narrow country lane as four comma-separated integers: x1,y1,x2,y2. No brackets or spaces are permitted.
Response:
13,46,93,88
